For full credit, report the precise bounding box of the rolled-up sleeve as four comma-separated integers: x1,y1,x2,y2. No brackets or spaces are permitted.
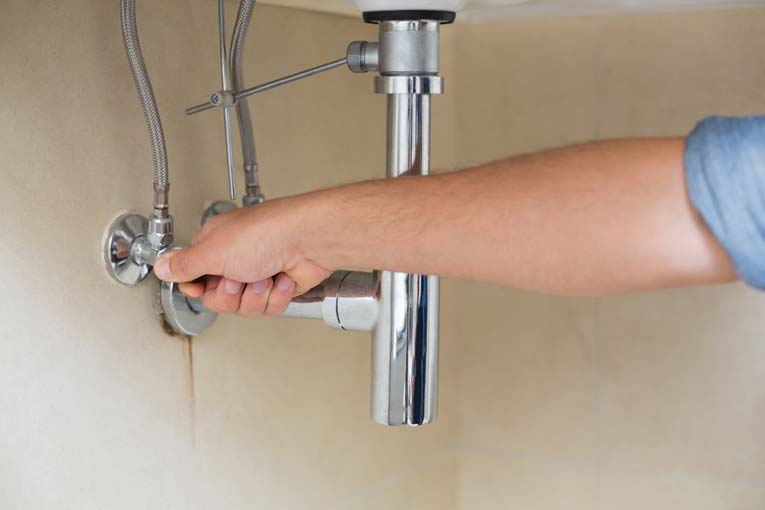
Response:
685,115,765,290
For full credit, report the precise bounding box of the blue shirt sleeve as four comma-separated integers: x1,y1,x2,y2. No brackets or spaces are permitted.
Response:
685,115,765,290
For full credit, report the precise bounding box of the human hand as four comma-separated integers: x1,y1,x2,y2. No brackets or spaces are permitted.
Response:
152,197,333,317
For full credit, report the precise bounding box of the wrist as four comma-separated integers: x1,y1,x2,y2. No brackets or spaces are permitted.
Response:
289,186,353,272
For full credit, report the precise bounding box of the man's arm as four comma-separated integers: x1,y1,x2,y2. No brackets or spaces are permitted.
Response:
153,137,736,317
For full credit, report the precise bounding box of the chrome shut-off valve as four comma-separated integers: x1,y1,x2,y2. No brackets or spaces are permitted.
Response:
103,210,218,337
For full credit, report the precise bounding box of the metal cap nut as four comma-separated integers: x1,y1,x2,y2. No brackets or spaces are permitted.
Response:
374,75,443,95
148,216,174,248
347,41,379,73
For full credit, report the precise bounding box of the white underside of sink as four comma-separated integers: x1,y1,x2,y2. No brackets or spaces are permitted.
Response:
260,0,765,19
352,0,467,11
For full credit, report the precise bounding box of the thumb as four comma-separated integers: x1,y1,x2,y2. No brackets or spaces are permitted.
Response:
154,245,216,283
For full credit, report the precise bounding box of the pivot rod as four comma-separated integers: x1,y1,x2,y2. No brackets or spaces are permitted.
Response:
186,57,348,116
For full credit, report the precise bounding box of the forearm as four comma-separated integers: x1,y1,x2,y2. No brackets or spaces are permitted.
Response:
302,137,735,295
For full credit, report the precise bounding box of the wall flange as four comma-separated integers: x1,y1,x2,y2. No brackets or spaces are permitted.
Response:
104,213,152,286
159,248,218,336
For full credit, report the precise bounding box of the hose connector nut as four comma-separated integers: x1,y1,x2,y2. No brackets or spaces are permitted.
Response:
243,193,266,207
347,41,379,73
148,215,174,249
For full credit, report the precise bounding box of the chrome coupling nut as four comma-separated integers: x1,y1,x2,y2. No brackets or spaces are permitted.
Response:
346,41,379,73
148,215,174,249
243,193,265,207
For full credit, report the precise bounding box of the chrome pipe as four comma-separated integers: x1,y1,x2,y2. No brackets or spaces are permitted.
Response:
218,0,237,200
283,297,324,322
230,0,262,203
222,106,236,200
387,93,430,177
369,19,443,427
372,91,439,426
284,271,379,332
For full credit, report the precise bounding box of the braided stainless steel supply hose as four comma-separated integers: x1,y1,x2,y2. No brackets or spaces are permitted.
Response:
120,0,173,250
230,0,263,204
120,0,171,222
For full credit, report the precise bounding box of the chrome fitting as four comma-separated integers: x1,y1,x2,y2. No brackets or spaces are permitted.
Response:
243,193,266,207
366,15,444,426
244,163,260,185
147,215,174,249
284,271,379,332
159,247,217,337
130,234,159,266
331,271,379,331
243,163,266,206
153,186,170,212
347,41,379,73
378,20,440,76
201,200,237,226
104,213,152,286
374,75,443,95
160,279,218,336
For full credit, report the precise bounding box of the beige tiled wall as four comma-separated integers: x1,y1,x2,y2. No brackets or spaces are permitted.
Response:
453,10,765,509
0,1,455,508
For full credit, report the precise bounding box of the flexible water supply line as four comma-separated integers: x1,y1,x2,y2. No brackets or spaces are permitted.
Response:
230,0,262,204
120,0,170,218
104,0,177,287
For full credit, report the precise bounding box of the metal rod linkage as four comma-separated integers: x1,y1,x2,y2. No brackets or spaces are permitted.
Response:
236,57,348,100
185,57,348,116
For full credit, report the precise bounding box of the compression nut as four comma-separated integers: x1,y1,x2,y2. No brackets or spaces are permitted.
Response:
148,216,174,249
347,41,379,73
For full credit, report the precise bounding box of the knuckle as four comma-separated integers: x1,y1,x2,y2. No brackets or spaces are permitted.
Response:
171,252,193,278
178,282,198,298
221,299,241,314
240,305,265,318
263,307,280,317
241,295,268,318
203,294,221,313
213,293,237,314
264,299,289,317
